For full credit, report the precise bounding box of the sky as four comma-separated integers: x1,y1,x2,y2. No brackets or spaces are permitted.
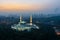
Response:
0,0,60,15
0,0,60,11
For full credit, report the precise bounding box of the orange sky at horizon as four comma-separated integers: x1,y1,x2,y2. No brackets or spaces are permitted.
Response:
0,0,59,12
0,3,46,11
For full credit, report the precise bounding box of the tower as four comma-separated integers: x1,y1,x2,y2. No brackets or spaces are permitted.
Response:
30,15,32,25
20,15,22,23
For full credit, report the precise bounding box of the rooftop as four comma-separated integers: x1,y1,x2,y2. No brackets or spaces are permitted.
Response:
11,15,39,31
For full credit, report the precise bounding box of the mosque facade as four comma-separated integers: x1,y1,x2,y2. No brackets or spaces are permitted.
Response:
11,15,39,31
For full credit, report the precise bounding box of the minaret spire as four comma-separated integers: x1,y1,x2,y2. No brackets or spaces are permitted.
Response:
20,15,22,23
30,15,32,25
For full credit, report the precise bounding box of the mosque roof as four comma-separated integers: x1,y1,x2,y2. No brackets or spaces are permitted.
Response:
11,15,39,31
11,22,39,31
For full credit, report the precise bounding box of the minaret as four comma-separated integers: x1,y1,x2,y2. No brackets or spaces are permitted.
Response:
20,15,22,23
30,15,32,25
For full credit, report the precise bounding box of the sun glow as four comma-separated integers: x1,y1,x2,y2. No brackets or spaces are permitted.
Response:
0,3,45,11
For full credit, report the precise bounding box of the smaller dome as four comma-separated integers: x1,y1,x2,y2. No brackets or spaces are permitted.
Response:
20,21,26,24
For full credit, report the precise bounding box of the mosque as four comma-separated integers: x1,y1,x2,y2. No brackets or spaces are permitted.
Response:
11,15,39,31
